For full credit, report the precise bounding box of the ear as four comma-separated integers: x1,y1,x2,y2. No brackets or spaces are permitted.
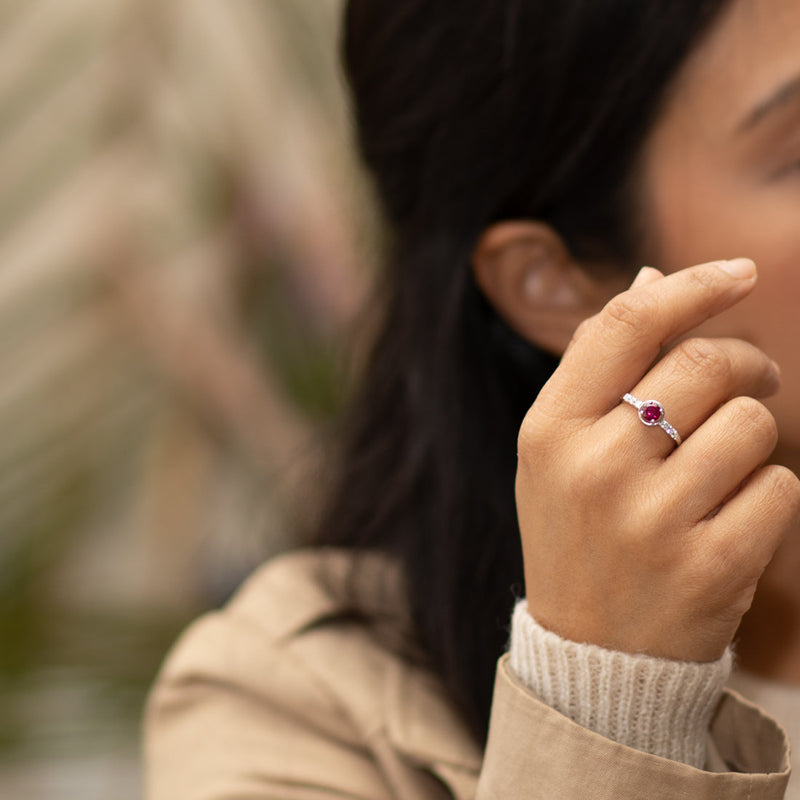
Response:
471,220,625,356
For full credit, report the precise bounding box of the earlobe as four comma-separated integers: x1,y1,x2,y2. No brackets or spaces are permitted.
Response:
471,220,607,356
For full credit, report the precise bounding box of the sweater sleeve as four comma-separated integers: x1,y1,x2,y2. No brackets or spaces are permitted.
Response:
507,599,733,768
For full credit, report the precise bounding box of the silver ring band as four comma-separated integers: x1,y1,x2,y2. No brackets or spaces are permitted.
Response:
621,393,682,446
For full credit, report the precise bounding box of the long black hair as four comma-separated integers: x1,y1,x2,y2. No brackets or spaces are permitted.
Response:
312,0,734,742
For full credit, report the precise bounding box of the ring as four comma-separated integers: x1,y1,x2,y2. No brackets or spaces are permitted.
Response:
621,393,682,446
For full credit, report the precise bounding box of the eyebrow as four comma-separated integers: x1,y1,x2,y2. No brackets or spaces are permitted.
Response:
736,73,800,136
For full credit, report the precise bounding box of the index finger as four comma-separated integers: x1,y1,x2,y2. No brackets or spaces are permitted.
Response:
536,258,758,420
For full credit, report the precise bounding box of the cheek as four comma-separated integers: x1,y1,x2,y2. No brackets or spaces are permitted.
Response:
642,157,800,347
643,162,800,444
640,103,800,270
710,209,800,351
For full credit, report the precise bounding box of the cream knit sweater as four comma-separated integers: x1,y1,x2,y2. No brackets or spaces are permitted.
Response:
508,600,734,769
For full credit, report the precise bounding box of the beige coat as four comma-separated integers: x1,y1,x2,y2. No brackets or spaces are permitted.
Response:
144,548,791,799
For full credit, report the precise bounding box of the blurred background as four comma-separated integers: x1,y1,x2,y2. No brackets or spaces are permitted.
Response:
0,1,380,796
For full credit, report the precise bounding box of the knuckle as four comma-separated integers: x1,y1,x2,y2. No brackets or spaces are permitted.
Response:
517,407,559,459
761,464,800,514
518,401,582,462
517,412,543,458
684,266,721,295
625,491,670,545
726,396,778,443
564,448,604,498
673,338,732,383
567,436,627,499
569,317,594,348
602,292,656,337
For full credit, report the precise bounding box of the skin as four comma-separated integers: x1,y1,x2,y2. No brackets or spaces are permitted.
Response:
638,0,800,678
472,0,800,672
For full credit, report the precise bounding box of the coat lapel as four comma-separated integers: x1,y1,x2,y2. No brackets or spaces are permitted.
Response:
385,655,483,774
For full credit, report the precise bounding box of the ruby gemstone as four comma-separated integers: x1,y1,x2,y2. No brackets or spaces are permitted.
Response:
640,401,664,424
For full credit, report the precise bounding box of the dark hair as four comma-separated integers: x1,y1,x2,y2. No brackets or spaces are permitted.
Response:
313,0,733,742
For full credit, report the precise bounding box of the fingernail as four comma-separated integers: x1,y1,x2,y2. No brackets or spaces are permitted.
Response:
630,266,655,288
718,258,756,279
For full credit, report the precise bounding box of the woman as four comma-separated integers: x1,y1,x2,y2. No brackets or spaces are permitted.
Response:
145,0,800,797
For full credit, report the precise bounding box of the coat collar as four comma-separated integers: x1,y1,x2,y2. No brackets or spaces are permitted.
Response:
234,547,483,772
385,652,483,773
237,547,415,645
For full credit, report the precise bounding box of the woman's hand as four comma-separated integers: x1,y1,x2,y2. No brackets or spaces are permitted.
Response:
516,258,800,663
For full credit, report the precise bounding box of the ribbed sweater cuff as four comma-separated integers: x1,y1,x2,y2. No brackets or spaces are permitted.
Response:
508,599,733,768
